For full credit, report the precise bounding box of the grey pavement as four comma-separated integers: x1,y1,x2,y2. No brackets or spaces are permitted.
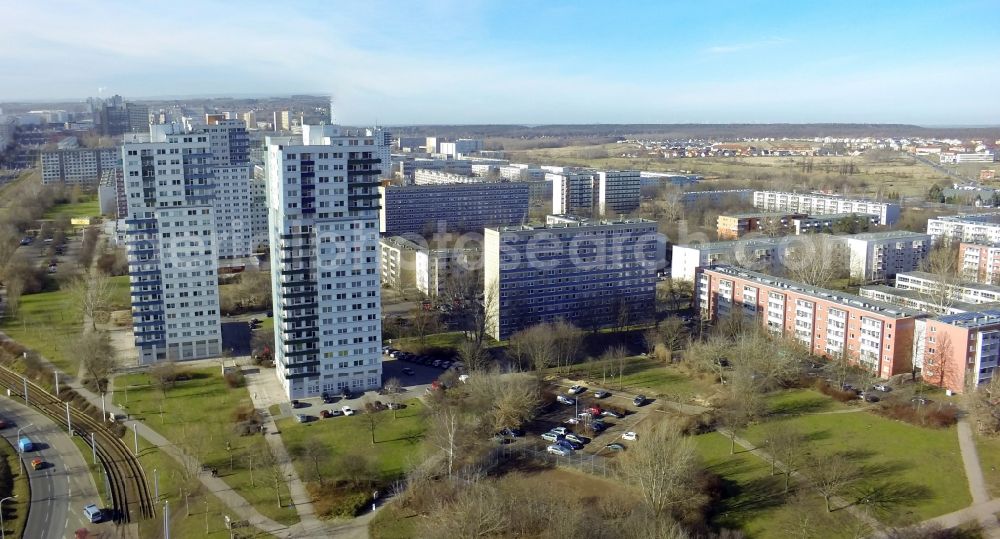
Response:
957,419,991,505
0,396,100,539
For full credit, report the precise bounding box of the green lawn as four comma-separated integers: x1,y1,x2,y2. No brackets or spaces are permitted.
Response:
975,435,1000,498
559,358,716,401
113,368,300,526
42,198,102,220
764,388,855,416
108,275,131,311
277,398,428,484
694,432,859,538
392,332,469,352
742,412,969,523
0,287,81,373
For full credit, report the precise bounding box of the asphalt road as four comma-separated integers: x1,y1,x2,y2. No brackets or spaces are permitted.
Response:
0,396,100,538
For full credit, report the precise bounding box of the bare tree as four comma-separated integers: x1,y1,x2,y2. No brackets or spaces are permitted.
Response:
257,448,286,508
508,323,556,371
426,403,465,478
918,242,961,311
363,396,386,445
466,372,541,432
4,276,23,317
419,480,510,538
922,333,955,391
80,330,116,392
384,377,402,419
764,422,807,492
68,272,113,330
785,234,846,287
965,375,1000,436
457,339,490,372
602,345,628,390
150,359,179,395
409,307,440,344
617,422,700,521
803,453,859,512
551,319,584,372
294,438,330,486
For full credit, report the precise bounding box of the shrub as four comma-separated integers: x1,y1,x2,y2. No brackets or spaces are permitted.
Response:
308,482,371,519
223,371,246,388
815,380,858,402
872,401,959,428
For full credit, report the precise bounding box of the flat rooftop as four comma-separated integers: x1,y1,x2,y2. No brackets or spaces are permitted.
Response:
937,309,1000,328
859,285,987,312
931,213,1000,224
706,265,923,318
678,237,786,250
897,271,1000,294
845,230,930,240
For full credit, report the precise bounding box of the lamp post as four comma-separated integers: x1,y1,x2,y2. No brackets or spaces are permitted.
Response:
153,468,159,501
15,424,33,475
0,495,16,539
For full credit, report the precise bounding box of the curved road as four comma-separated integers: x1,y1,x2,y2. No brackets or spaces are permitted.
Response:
0,397,100,538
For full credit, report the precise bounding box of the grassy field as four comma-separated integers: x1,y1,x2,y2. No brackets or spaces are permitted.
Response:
0,287,81,373
694,431,860,538
558,357,717,402
108,274,131,311
112,367,300,526
764,388,856,416
0,438,30,539
42,197,102,220
742,412,968,523
276,398,428,485
975,435,1000,498
391,331,470,353
512,143,952,198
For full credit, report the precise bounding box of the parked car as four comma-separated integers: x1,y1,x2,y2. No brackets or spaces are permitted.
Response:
557,439,583,450
602,409,625,419
564,433,587,445
322,393,336,404
295,414,310,423
402,367,415,376
586,405,602,416
622,431,637,441
83,504,103,523
605,442,626,452
550,426,569,436
541,431,562,442
556,395,576,405
567,385,585,395
30,458,44,470
873,384,892,392
18,437,32,452
864,394,880,403
632,395,647,407
431,360,442,368
546,444,572,457
590,421,607,432
341,387,353,399
341,406,355,416
564,417,580,425
291,399,304,409
387,402,402,410
499,427,524,438
911,396,932,405
439,361,452,369
320,410,336,419
593,390,611,399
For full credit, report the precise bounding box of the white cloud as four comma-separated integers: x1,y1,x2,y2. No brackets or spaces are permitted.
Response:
704,37,791,54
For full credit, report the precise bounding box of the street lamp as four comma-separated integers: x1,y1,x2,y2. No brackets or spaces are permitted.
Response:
15,424,33,475
0,495,16,539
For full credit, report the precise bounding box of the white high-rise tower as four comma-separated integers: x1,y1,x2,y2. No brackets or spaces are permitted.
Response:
266,124,388,399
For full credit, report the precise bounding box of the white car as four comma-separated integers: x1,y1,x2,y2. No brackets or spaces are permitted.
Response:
567,385,585,395
551,426,568,436
341,406,355,416
873,383,892,392
546,444,572,457
564,417,580,425
622,431,637,441
556,395,576,405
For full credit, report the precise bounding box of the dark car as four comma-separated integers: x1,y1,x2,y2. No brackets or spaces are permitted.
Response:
911,396,933,405
291,399,305,409
341,387,353,399
863,393,880,403
632,395,647,407
402,367,415,376
499,427,524,438
322,393,336,404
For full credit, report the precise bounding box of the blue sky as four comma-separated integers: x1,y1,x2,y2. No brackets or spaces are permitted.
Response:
2,0,998,125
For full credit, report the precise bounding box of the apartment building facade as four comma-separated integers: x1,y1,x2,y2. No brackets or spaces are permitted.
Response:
379,182,530,236
413,169,484,185
484,217,662,340
913,311,1000,394
122,132,222,364
716,212,804,240
550,171,597,216
41,147,120,186
671,238,789,282
416,247,480,297
266,124,386,399
894,271,1000,305
379,236,420,289
927,214,1000,245
596,170,641,216
698,266,922,377
960,242,1000,284
753,191,901,225
843,231,931,283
